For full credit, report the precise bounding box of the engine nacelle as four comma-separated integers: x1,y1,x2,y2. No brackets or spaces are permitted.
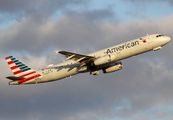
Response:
90,70,99,75
93,55,116,66
102,62,122,73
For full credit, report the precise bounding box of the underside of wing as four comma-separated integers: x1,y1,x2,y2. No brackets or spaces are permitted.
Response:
55,50,95,66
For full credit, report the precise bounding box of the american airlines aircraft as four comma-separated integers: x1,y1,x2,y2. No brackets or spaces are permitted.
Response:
5,34,171,85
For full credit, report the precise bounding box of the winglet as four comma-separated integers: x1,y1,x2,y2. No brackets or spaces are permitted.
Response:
55,50,59,54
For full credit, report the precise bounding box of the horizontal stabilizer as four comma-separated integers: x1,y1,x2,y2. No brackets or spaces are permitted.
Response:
6,76,25,81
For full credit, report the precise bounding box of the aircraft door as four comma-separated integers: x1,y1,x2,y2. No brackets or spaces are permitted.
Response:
147,36,152,43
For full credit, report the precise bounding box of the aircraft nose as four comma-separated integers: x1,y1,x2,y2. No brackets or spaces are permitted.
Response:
165,36,171,43
167,36,171,43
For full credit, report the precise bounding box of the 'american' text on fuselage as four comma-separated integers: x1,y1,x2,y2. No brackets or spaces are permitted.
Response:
105,41,139,54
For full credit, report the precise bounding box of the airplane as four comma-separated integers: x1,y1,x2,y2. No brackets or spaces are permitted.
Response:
5,34,171,85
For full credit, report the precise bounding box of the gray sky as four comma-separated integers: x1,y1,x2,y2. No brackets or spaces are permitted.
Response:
0,0,173,120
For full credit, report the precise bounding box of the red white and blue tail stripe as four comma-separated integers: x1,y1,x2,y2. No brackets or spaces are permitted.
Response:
5,56,41,85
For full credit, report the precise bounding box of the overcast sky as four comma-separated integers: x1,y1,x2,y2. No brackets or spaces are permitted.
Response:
1,0,173,120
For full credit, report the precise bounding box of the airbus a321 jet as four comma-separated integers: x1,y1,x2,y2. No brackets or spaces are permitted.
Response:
5,34,171,85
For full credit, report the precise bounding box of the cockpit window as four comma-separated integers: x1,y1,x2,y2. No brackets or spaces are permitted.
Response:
156,35,164,37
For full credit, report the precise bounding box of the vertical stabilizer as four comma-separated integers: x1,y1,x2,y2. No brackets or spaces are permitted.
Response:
5,56,41,84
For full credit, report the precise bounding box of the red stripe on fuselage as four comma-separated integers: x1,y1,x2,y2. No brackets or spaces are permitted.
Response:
19,71,36,77
18,74,41,84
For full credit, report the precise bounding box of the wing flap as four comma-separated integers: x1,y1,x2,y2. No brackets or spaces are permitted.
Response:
55,50,95,65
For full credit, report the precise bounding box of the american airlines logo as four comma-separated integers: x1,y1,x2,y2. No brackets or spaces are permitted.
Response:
139,38,147,43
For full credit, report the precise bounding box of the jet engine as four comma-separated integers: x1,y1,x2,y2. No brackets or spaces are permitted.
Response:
102,62,122,73
93,55,116,66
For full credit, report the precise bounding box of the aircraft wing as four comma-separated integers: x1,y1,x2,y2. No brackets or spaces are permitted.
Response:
55,50,95,66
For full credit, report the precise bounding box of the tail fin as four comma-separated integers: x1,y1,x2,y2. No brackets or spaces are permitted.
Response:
5,56,36,78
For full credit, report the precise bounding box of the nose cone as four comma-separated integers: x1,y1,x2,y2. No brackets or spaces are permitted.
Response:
168,37,171,42
162,36,171,45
